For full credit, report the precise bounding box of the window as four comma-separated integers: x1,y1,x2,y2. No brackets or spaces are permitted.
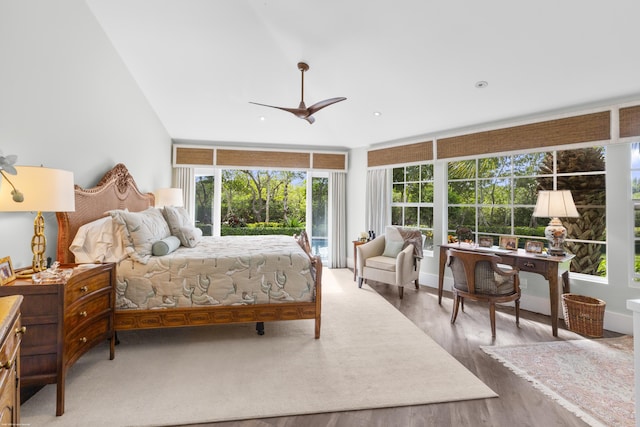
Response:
632,144,640,282
194,168,328,262
447,147,606,277
391,164,434,250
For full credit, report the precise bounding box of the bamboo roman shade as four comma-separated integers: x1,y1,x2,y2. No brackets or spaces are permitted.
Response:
620,105,640,138
367,141,433,167
437,111,611,159
174,145,347,171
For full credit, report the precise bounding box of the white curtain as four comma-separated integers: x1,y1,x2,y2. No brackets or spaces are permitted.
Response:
329,172,346,268
172,167,195,222
365,169,390,237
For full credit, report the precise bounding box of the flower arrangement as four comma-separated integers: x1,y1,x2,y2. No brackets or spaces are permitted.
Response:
0,151,24,202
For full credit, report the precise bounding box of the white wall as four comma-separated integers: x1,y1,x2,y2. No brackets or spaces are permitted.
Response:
0,0,172,268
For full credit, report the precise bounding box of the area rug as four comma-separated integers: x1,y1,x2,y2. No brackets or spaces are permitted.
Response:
482,336,634,427
21,268,496,427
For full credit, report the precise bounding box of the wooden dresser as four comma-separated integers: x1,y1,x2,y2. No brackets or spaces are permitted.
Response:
0,263,115,416
0,295,24,426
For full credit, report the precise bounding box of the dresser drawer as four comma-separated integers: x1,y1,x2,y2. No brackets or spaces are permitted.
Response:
65,315,110,363
0,314,22,373
515,258,548,275
65,270,112,306
64,290,112,333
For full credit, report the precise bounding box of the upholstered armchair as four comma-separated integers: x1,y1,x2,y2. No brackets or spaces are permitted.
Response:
356,226,422,299
446,248,521,338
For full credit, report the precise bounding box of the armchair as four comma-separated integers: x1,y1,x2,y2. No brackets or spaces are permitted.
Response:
356,226,422,299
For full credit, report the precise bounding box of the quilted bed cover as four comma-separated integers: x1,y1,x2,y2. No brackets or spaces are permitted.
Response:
114,235,316,310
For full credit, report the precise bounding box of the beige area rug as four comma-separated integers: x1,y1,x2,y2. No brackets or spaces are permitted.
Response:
482,336,634,427
22,268,496,427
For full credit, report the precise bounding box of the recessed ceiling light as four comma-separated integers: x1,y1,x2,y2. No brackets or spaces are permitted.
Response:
373,111,382,117
475,81,488,89
259,116,266,121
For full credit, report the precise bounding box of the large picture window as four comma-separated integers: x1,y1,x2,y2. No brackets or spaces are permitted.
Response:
391,164,434,250
447,147,606,277
632,144,640,282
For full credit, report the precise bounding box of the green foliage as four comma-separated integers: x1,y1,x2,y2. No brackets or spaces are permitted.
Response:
221,226,304,236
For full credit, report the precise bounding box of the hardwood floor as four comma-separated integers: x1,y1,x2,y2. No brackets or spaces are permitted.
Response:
184,274,621,427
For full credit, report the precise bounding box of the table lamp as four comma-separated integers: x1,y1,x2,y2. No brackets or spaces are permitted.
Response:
154,187,184,207
0,166,75,275
532,190,579,256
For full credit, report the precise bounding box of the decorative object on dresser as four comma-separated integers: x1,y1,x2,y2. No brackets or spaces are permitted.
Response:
55,163,322,339
532,190,580,256
0,256,16,285
0,295,24,426
0,262,115,416
0,166,75,276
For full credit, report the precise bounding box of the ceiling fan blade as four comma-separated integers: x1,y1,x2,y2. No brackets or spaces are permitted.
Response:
304,115,316,124
307,97,347,115
249,101,306,116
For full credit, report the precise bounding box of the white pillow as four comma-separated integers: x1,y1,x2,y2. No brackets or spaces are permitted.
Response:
162,206,201,247
110,208,171,264
69,216,127,263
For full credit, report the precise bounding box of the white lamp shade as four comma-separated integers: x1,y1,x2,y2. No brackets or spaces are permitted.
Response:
154,188,183,207
0,166,75,212
532,190,579,218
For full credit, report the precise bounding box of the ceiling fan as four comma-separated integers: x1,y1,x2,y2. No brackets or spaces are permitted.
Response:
250,62,346,124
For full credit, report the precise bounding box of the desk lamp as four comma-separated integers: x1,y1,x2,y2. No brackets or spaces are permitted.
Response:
0,166,75,275
532,190,579,256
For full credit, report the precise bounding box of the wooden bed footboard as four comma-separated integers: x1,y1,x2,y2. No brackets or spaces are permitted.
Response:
56,163,322,339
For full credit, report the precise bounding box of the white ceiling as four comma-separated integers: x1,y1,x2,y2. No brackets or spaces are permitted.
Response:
87,0,640,150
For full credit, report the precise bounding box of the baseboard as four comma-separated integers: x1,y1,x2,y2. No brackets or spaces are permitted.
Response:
419,272,633,335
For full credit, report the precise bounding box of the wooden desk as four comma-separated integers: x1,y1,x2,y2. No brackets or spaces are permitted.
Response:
438,243,574,337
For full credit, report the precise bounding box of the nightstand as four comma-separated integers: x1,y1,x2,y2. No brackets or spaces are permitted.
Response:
0,295,24,426
0,263,115,416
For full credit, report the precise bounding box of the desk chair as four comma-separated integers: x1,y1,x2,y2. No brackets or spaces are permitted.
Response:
446,248,521,338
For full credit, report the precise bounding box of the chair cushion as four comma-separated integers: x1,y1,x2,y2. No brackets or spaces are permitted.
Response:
365,255,397,272
382,240,404,257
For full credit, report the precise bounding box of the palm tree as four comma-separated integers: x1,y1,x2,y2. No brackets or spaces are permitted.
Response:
537,147,606,276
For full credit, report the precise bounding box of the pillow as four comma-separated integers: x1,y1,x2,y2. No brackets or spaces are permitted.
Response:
109,208,171,264
69,216,127,263
162,206,201,247
382,240,404,258
152,236,181,256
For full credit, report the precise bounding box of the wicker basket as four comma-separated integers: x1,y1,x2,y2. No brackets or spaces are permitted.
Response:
561,294,606,337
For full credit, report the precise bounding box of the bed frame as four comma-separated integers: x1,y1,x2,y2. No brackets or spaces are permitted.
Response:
56,163,322,338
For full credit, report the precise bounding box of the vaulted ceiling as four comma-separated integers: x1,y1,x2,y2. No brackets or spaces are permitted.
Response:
87,0,640,150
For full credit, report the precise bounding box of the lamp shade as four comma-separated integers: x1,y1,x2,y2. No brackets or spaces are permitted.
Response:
532,190,579,218
154,188,183,208
0,166,75,212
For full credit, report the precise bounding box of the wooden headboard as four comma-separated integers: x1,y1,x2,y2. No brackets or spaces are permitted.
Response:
56,163,155,264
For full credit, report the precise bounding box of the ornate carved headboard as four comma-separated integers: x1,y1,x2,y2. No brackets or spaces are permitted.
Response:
56,163,155,264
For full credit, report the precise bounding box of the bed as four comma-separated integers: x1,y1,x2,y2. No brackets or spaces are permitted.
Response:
56,163,322,338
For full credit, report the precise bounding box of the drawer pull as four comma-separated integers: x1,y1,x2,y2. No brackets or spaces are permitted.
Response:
79,311,88,317
80,286,89,292
79,337,87,343
1,359,13,369
523,262,535,268
15,326,26,336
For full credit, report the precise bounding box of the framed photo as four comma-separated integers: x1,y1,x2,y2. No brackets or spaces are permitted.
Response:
0,257,16,285
478,237,493,248
499,236,518,251
525,240,544,254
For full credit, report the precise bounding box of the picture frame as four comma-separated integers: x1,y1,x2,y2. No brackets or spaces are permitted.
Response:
478,237,493,248
525,240,544,254
499,236,518,251
0,257,16,285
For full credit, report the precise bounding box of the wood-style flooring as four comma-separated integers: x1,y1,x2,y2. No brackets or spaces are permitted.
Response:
185,274,622,427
